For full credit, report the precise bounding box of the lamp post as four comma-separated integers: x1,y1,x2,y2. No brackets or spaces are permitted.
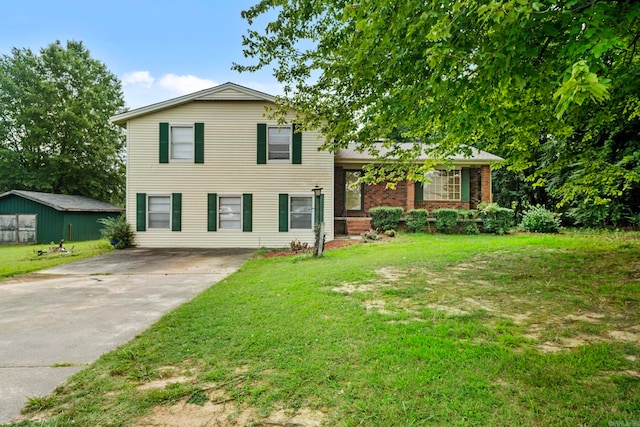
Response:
312,185,324,257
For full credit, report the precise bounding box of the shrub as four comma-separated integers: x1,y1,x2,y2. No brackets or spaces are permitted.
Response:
463,223,480,235
405,209,429,233
433,208,459,234
361,229,382,242
519,205,561,233
98,215,135,249
478,203,515,235
369,207,403,232
290,239,310,252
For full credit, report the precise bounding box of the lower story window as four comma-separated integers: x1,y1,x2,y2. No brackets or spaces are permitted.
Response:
345,170,363,211
424,170,461,201
219,196,241,230
148,195,170,229
290,196,312,229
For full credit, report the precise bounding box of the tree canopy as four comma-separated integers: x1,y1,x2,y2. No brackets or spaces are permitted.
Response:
235,0,640,221
0,40,126,205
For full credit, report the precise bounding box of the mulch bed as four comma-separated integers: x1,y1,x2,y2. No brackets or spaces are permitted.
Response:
261,239,359,258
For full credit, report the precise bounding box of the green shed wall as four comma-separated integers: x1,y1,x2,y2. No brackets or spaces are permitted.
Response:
63,212,119,241
0,195,119,243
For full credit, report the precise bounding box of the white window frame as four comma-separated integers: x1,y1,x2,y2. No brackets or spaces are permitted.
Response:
218,194,242,231
423,169,462,201
147,194,171,230
290,195,313,230
267,125,292,163
170,124,194,161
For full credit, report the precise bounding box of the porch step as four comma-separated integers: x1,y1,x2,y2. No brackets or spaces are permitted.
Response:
346,218,372,235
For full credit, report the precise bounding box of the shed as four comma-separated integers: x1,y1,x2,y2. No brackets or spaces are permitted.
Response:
0,190,124,244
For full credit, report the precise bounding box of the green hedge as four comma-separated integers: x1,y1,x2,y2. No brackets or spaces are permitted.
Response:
406,209,429,233
479,203,515,235
369,207,403,232
433,208,459,234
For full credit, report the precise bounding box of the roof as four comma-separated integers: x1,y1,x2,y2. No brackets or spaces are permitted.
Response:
111,82,276,126
334,142,504,164
0,190,124,212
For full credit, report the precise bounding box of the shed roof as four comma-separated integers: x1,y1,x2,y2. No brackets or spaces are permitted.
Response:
111,82,276,126
0,190,124,213
335,142,503,164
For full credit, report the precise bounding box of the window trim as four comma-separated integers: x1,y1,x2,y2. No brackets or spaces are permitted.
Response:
344,170,364,212
267,125,292,163
289,194,314,230
423,169,462,201
218,194,243,231
147,194,171,230
169,123,194,162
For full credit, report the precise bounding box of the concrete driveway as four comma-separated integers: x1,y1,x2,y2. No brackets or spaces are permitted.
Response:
0,248,253,424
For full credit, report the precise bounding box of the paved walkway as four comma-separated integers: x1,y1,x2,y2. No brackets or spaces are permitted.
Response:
0,248,253,424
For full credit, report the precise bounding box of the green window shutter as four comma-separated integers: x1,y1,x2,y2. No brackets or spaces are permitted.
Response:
278,193,289,232
194,122,204,164
314,194,325,224
159,123,169,163
243,193,253,232
292,123,302,164
171,193,182,231
461,169,470,203
136,193,146,231
257,123,267,164
207,193,217,231
415,182,424,202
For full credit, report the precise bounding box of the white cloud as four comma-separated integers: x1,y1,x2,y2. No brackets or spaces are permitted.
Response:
121,70,154,88
157,74,218,95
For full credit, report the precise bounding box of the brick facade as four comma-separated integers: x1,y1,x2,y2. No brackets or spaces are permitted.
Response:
334,165,493,235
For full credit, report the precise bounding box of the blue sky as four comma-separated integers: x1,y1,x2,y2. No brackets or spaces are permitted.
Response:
1,0,282,109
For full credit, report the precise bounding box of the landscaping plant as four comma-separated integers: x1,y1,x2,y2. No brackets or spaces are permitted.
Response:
98,215,135,249
479,203,515,235
433,208,458,233
405,209,428,233
520,205,561,233
369,206,403,232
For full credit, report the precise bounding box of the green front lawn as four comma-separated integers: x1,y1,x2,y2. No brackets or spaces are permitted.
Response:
7,232,640,426
0,240,113,279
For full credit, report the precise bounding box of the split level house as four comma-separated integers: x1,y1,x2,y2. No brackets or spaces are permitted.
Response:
111,82,502,248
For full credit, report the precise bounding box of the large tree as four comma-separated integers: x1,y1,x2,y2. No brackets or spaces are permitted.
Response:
0,40,126,205
235,1,640,219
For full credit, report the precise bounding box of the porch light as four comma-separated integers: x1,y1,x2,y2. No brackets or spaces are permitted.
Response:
312,185,323,197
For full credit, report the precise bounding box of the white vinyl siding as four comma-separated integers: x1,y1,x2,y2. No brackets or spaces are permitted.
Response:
219,196,241,230
148,195,170,229
171,125,194,160
290,196,313,229
125,98,333,248
268,126,291,161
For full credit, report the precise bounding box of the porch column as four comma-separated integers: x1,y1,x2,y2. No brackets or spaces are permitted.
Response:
480,165,492,203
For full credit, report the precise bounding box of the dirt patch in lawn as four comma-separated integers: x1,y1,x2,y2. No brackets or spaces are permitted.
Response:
330,251,640,354
136,392,325,427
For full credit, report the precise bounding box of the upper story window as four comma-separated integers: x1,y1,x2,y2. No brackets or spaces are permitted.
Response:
423,170,461,201
345,170,363,211
268,126,292,161
159,122,203,164
171,125,194,161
